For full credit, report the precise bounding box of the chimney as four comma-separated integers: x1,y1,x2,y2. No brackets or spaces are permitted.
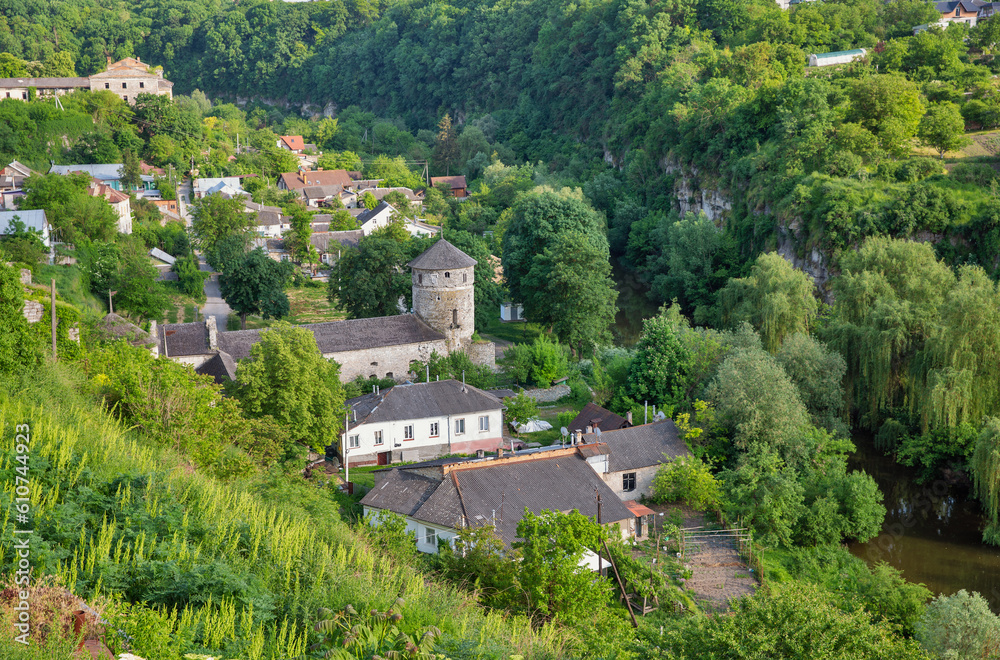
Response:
205,316,218,350
626,411,632,425
586,425,593,434
72,610,85,650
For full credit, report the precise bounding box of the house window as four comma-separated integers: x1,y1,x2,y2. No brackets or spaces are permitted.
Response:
956,6,961,16
455,418,465,435
479,416,489,432
122,82,127,89
123,96,128,102
139,81,145,88
386,372,393,379
104,83,109,89
21,92,27,99
424,526,437,546
445,272,450,278
622,472,637,492
404,425,414,440
374,430,383,446
348,434,360,449
430,422,439,437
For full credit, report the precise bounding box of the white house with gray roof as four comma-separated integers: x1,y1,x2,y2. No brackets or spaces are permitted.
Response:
49,163,156,191
0,209,53,263
342,379,505,467
582,420,691,502
361,444,638,555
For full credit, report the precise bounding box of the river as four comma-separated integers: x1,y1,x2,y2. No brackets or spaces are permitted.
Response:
848,432,1000,611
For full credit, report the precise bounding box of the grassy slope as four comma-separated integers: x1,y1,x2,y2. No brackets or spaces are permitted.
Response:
0,363,571,659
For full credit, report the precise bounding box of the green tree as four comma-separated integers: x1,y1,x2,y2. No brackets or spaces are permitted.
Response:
229,322,345,453
283,208,319,272
973,15,1000,52
0,263,42,376
972,418,1000,545
501,192,611,334
919,101,971,159
706,342,810,452
119,149,143,191
513,509,612,623
916,590,1000,659
191,195,257,257
847,75,925,159
219,248,293,329
84,238,168,318
328,229,411,319
720,252,818,353
317,150,362,171
434,113,460,175
21,173,118,243
718,446,806,548
522,232,619,354
651,455,721,511
0,216,47,266
0,53,28,78
172,253,209,299
363,155,426,190
776,333,848,435
625,313,694,411
503,391,539,435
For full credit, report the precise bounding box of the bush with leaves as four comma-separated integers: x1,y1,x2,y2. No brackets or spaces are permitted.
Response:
530,334,569,387
363,510,416,563
504,392,539,435
916,590,1000,659
311,600,442,660
651,455,721,512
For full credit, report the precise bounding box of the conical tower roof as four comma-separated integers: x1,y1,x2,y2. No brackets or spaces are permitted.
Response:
407,239,477,270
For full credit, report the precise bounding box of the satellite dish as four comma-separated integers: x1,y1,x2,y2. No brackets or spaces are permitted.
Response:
653,411,667,422
560,427,569,437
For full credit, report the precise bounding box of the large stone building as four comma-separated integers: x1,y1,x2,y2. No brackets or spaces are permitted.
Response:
157,239,494,382
0,57,172,104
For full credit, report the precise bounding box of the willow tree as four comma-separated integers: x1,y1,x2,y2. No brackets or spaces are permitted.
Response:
911,266,1000,432
824,238,955,430
719,252,817,353
972,418,1000,545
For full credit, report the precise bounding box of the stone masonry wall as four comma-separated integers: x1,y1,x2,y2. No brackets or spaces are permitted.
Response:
466,340,496,370
22,301,43,323
412,265,475,351
328,339,449,382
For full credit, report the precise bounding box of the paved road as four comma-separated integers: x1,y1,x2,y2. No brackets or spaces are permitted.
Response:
177,180,193,227
198,254,232,330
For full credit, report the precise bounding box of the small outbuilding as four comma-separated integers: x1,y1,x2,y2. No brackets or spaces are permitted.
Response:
808,48,867,67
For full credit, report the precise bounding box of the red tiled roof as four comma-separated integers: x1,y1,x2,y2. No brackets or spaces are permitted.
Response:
280,135,305,151
431,175,467,189
279,169,352,190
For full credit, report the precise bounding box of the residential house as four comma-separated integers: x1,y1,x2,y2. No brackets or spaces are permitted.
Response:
49,163,156,192
351,187,424,209
357,201,398,235
278,136,306,153
935,0,982,25
430,175,468,198
252,237,291,262
245,201,291,237
278,169,353,192
311,230,364,266
567,403,631,436
302,185,345,207
0,209,53,262
360,444,637,555
151,199,181,222
196,351,238,385
193,177,248,199
0,57,172,104
808,49,867,67
87,180,132,234
1,161,35,191
341,379,504,467
581,420,690,502
499,302,524,322
94,313,159,357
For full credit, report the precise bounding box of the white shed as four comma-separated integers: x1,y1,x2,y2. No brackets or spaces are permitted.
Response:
808,48,867,67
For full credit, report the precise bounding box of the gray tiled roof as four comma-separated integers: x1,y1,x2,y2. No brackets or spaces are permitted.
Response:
362,470,441,517
346,379,503,430
407,239,477,270
159,322,211,357
0,77,89,89
216,314,446,361
582,420,689,472
312,230,364,252
356,201,394,225
95,313,155,349
302,185,343,200
362,447,634,546
568,403,628,434
195,351,238,384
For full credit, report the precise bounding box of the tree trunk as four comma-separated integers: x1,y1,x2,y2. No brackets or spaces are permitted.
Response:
241,312,247,330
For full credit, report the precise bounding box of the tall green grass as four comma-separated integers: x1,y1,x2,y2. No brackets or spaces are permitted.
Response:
0,364,570,659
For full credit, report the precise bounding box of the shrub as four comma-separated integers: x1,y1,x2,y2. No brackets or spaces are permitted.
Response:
651,455,721,511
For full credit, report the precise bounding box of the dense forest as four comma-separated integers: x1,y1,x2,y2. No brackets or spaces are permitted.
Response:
9,0,1000,655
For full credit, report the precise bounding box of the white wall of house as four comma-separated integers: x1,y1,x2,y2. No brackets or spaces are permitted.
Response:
500,302,524,322
344,409,504,466
363,505,458,555
359,206,397,235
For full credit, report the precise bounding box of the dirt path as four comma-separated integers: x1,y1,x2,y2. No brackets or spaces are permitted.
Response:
649,504,758,613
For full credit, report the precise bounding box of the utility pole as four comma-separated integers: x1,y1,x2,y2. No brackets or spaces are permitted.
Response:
596,488,603,575
108,290,116,315
50,279,56,361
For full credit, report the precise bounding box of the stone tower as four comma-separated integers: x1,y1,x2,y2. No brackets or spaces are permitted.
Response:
408,239,477,352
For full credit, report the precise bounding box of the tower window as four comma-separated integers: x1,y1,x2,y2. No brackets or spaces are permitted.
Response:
105,83,109,89
463,273,467,283
445,272,450,278
418,274,422,284
122,82,127,89
453,309,458,326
